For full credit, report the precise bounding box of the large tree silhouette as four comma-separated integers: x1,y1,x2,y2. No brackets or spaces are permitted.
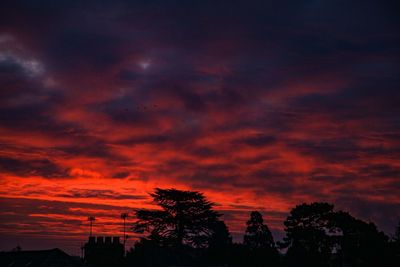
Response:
280,202,335,267
330,211,390,267
206,220,233,266
133,188,220,248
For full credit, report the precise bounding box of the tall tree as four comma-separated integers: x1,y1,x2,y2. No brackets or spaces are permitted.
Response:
280,202,335,267
243,211,275,250
209,220,232,248
392,221,400,265
394,221,400,243
330,211,390,267
133,188,220,248
206,220,233,266
243,211,279,267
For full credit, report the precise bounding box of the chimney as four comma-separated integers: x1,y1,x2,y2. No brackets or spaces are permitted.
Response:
97,236,104,244
113,236,120,244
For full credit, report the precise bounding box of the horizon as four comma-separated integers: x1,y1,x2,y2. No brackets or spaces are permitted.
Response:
0,194,396,256
0,0,399,256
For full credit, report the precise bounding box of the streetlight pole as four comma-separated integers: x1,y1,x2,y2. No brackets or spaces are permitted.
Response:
88,216,96,237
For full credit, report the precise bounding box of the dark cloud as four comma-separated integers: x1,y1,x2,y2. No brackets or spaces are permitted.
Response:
56,189,146,200
112,171,130,179
359,164,400,179
234,134,277,147
288,139,362,163
0,156,70,178
58,139,121,161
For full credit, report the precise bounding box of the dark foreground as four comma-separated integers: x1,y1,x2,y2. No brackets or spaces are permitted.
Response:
2,189,400,267
1,244,400,267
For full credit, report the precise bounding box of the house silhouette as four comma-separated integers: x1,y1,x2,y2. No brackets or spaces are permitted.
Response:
0,248,83,267
83,236,124,267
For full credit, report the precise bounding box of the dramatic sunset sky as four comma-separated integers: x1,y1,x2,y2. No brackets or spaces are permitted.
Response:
0,0,399,255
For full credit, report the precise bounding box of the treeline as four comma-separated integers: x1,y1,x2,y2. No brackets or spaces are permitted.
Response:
125,188,400,267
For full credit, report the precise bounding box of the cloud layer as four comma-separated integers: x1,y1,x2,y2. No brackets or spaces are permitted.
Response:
0,0,399,254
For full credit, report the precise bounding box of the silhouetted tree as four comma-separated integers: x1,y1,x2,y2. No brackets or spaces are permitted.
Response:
330,211,390,267
206,220,233,265
11,245,21,252
133,188,220,248
209,220,232,248
126,193,396,267
244,211,275,250
280,202,335,267
243,211,279,267
394,221,400,243
391,221,400,265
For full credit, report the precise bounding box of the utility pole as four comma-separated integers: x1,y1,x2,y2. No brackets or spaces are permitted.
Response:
121,213,129,254
88,216,96,237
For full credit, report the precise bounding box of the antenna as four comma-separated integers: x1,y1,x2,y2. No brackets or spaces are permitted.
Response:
88,216,96,237
80,242,84,259
121,213,129,254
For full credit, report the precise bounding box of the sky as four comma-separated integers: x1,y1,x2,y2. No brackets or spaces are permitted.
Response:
0,0,399,255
